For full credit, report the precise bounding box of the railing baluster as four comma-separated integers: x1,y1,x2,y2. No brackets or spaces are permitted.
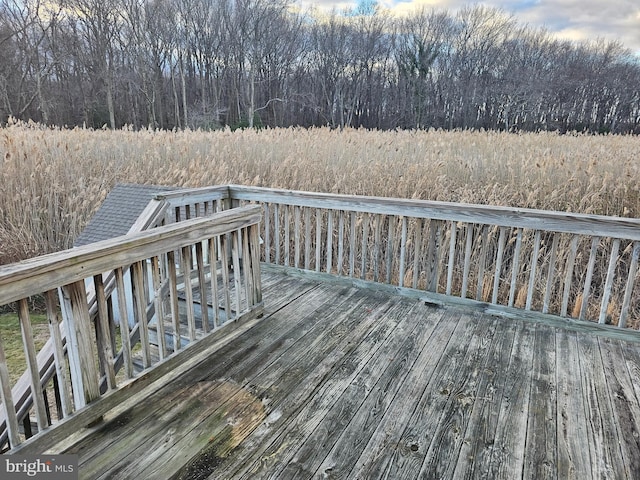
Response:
579,236,600,321
220,234,233,322
242,227,252,312
249,224,263,305
619,241,640,328
561,235,580,317
304,208,311,270
508,229,523,307
427,220,442,293
491,227,507,304
542,234,560,314
326,210,334,274
274,204,280,265
446,221,458,296
412,218,422,289
385,216,394,284
60,281,101,408
194,243,209,335
45,290,72,417
166,251,182,352
294,206,301,269
399,217,407,287
208,237,221,328
361,214,370,280
18,299,48,431
316,210,322,273
115,267,134,377
599,239,620,324
475,225,489,301
525,230,542,310
337,211,345,276
131,262,152,368
93,274,117,390
0,332,20,447
461,224,474,298
264,203,271,264
151,256,168,357
232,230,243,318
284,205,290,268
349,212,356,278
373,214,382,282
180,247,196,342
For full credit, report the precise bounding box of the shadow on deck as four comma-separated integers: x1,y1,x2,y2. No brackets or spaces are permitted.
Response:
44,268,640,480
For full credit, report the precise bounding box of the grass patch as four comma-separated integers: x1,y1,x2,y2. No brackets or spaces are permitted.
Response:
0,313,50,385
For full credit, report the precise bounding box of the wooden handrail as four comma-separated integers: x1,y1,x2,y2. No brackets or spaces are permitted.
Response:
228,185,640,241
226,186,640,329
0,206,261,306
3,183,639,453
0,204,263,450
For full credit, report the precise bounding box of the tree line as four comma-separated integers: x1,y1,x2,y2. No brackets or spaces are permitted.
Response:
1,0,639,133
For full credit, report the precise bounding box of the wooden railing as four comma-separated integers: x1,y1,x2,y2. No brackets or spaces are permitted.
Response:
0,205,263,451
2,183,639,453
227,185,640,329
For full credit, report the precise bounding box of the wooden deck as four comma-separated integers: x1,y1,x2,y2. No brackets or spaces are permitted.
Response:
43,269,640,479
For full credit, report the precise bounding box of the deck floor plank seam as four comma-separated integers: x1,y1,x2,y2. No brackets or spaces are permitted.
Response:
481,322,536,479
417,315,512,480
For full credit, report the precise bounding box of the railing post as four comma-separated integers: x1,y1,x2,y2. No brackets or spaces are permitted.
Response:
59,281,101,409
250,223,263,305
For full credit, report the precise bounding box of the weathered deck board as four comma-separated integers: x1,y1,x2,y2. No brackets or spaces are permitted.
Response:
210,297,417,479
233,302,427,479
578,334,627,479
449,320,519,480
38,270,640,480
598,337,640,476
523,326,557,479
555,330,592,480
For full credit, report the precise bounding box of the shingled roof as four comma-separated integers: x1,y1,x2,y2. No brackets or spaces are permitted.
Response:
74,183,178,247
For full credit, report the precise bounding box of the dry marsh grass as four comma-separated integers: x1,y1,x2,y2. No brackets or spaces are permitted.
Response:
1,121,639,266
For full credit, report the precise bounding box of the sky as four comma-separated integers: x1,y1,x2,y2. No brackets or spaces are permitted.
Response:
302,0,640,56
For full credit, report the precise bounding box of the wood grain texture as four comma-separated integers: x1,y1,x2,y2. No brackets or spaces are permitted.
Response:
7,269,640,480
555,330,592,480
228,185,640,240
0,206,262,306
522,326,557,479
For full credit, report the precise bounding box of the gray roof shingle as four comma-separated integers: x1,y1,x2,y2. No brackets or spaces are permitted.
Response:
74,183,178,247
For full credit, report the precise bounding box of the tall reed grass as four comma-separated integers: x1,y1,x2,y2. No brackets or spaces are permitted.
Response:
1,120,639,266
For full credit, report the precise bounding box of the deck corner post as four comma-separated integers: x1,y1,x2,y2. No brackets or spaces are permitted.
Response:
250,223,263,305
59,281,101,409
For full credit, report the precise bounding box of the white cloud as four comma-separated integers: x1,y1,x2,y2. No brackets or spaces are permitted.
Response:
298,0,640,54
